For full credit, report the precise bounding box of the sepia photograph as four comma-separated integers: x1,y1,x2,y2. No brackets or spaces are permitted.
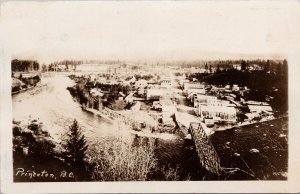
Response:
1,1,300,193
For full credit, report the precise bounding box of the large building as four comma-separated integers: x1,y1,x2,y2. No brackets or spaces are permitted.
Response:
146,88,173,100
183,82,205,94
198,105,237,123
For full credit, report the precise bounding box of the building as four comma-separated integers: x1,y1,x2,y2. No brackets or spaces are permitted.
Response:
146,88,173,100
194,94,232,108
198,105,237,123
160,99,176,126
161,99,177,117
193,94,217,108
248,105,273,113
232,84,240,91
179,79,189,88
135,79,148,89
187,88,206,101
183,82,205,94
160,77,172,89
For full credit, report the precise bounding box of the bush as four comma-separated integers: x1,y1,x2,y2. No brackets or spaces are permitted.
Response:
89,137,157,181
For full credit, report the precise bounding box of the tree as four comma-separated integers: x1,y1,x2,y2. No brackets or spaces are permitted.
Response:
216,64,221,73
276,62,282,75
264,59,270,72
62,119,89,180
209,65,212,73
241,60,247,71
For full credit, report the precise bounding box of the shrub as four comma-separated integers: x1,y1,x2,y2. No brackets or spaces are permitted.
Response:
89,137,157,181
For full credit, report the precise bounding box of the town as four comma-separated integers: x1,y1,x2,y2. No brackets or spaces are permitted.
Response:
63,60,287,138
11,58,288,181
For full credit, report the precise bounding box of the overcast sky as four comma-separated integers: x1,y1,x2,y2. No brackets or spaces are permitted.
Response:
0,1,296,63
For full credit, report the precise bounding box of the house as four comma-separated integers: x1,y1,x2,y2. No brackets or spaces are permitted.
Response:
248,105,273,114
198,105,237,123
135,79,148,89
193,94,218,108
160,98,176,126
187,88,206,100
232,84,240,91
146,88,173,100
194,94,232,108
160,77,172,89
179,79,189,88
161,99,176,117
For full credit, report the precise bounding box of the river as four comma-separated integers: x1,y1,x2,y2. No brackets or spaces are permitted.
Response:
12,73,130,143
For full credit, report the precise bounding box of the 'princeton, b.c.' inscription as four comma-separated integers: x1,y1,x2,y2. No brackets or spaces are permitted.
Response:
15,168,74,182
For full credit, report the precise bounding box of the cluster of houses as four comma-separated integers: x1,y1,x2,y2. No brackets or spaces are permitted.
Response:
71,64,275,132
72,69,178,130
178,76,274,127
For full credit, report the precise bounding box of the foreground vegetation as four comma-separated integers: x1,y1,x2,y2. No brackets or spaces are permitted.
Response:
13,119,180,181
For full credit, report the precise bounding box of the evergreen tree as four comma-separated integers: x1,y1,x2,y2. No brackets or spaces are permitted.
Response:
63,119,89,180
64,120,88,164
264,59,271,72
216,64,221,73
209,65,212,73
241,60,247,71
276,62,282,75
204,63,208,71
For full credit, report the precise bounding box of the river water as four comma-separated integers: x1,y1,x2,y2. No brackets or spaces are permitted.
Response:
12,73,126,142
12,72,288,180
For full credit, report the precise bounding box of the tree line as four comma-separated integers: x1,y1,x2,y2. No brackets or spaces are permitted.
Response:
11,59,40,72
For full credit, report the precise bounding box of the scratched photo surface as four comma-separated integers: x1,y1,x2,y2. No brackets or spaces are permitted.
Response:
5,2,288,182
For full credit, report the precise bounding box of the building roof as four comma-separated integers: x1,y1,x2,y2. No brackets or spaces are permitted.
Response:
200,105,236,113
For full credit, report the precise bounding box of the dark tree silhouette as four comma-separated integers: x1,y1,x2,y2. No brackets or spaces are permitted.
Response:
264,59,271,72
205,63,208,70
63,119,90,180
209,65,212,73
241,60,247,71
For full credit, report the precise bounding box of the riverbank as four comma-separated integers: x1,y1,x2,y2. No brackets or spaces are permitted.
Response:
83,106,177,140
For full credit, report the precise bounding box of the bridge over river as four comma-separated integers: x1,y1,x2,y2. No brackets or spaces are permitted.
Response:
189,122,223,175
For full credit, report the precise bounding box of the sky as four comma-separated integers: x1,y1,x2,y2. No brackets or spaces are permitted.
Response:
0,1,296,63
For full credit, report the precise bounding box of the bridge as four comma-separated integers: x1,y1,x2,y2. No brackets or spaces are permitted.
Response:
189,122,223,175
